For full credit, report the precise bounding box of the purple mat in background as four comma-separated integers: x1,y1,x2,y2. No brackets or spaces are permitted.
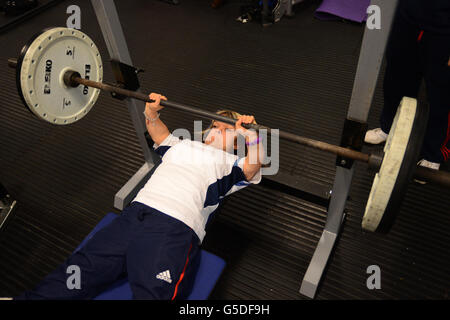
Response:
315,0,371,23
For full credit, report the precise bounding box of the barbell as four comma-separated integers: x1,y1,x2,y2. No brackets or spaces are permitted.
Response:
7,27,450,233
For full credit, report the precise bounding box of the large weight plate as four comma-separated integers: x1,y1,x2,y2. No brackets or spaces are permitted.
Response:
362,97,429,233
16,27,103,125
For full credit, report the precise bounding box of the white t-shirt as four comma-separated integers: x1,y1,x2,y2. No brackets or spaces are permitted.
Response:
132,134,262,243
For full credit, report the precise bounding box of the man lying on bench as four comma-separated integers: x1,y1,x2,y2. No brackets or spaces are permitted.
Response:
15,93,262,300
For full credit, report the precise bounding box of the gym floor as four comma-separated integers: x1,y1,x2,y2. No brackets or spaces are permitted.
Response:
0,0,449,299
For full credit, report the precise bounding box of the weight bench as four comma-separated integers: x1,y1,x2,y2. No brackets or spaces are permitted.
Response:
75,212,225,300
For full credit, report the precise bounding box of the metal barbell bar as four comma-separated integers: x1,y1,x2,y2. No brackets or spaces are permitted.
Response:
7,57,450,189
64,69,450,189
64,70,373,163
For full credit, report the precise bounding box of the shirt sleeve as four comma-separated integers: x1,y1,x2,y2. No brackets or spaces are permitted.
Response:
235,157,262,185
221,157,262,199
153,133,181,157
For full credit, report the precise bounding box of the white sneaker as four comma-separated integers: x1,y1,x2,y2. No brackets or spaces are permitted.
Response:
414,159,441,184
364,128,388,145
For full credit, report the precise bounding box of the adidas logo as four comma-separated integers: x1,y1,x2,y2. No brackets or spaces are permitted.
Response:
156,270,172,284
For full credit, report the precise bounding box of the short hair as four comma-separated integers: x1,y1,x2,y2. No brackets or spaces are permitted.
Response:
202,109,257,134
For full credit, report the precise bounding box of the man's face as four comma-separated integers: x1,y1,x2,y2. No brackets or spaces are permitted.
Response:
204,121,236,152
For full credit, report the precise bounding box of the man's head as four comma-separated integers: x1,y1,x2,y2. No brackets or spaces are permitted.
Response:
203,110,256,153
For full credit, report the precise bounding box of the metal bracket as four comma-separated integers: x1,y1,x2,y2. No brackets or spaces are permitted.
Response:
336,119,367,169
110,59,144,100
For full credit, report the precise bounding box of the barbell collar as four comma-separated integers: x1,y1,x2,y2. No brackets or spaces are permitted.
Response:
63,70,81,88
368,154,383,171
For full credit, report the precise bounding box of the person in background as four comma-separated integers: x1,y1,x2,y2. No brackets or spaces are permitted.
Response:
365,0,450,178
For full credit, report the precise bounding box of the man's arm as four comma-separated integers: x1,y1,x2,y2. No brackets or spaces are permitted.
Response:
235,115,262,182
145,93,170,145
243,137,262,182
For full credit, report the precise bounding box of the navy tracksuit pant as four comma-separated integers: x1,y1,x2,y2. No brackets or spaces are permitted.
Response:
16,202,201,300
381,9,450,163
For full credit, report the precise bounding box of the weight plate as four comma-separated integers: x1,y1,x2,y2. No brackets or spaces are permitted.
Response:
15,27,54,120
362,97,429,233
17,27,103,125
